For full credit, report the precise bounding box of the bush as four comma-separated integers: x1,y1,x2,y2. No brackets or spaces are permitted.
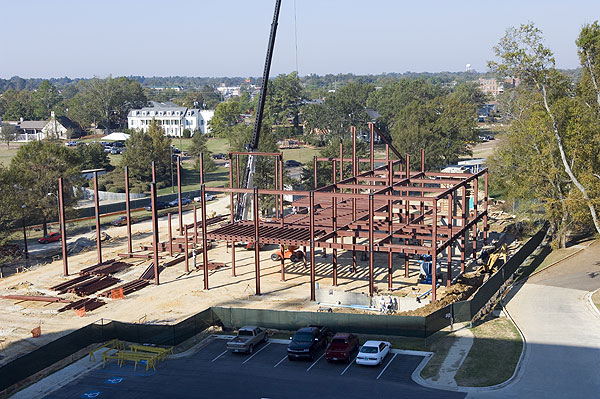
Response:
183,129,191,139
130,185,145,194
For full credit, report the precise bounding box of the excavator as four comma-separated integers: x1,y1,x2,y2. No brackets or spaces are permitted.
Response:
478,244,508,274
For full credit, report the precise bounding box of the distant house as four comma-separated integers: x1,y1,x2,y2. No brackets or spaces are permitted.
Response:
7,112,82,142
478,78,503,96
127,101,214,136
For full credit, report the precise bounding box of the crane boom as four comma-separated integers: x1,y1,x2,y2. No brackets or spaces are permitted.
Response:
235,0,282,221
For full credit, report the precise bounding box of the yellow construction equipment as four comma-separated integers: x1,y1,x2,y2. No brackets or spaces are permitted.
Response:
479,244,508,274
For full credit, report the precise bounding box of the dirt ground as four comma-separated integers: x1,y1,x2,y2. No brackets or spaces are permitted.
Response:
0,181,508,366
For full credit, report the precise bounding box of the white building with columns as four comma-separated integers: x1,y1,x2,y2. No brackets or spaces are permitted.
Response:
127,101,214,136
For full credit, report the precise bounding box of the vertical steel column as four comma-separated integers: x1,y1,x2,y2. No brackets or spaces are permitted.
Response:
151,182,160,285
332,159,336,185
193,205,198,245
201,184,209,290
484,170,489,245
339,138,343,182
253,187,261,295
472,178,479,259
125,166,132,255
177,158,183,234
229,153,236,276
447,193,453,287
236,154,241,209
420,149,425,224
199,153,204,185
369,123,374,170
58,177,68,276
461,186,466,272
387,161,393,290
280,244,285,281
93,171,102,264
404,155,410,223
368,193,374,296
279,156,284,225
184,226,189,273
332,193,338,287
309,191,316,301
274,156,279,219
313,156,317,189
404,254,409,278
152,160,156,184
432,200,438,301
168,213,173,257
352,127,357,273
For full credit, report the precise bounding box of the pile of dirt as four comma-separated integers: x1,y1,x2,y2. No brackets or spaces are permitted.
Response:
397,272,485,317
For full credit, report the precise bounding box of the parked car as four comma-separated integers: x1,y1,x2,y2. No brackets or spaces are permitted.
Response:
285,160,302,167
144,201,169,212
194,194,216,202
103,146,113,153
111,215,132,226
38,232,62,244
65,141,77,147
226,326,268,353
110,147,122,155
355,340,391,366
224,162,230,168
287,325,329,361
168,197,192,207
212,153,225,160
325,333,359,363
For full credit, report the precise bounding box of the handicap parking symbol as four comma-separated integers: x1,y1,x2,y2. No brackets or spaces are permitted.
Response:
105,377,124,384
81,391,101,398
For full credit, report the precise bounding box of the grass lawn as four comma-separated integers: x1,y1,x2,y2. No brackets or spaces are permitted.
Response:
419,331,456,380
528,239,595,275
281,146,320,164
454,316,522,387
0,145,19,166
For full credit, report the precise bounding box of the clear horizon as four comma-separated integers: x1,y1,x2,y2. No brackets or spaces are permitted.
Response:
1,0,598,79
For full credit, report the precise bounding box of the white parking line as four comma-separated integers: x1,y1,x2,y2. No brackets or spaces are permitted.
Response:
242,342,271,364
211,350,228,362
376,353,397,380
306,353,325,372
340,357,356,375
273,355,288,368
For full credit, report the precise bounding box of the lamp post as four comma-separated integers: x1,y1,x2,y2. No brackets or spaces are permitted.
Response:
21,204,28,265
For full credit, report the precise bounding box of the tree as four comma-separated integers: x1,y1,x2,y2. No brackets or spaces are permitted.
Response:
1,124,17,148
68,76,147,131
209,99,243,138
31,80,62,119
0,89,34,120
121,119,172,184
489,23,600,244
188,130,216,173
9,141,81,236
264,72,305,134
76,142,112,171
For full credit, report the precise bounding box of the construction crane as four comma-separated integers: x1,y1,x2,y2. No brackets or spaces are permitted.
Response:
234,0,281,221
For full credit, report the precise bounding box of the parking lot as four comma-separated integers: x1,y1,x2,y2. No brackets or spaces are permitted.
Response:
44,337,465,398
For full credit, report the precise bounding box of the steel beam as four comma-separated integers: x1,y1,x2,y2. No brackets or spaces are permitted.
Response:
58,177,68,276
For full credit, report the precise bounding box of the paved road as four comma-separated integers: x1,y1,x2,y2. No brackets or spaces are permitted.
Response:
45,340,465,399
469,241,600,398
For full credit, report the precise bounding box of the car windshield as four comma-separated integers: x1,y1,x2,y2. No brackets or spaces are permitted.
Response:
360,346,378,354
293,332,313,343
238,330,253,336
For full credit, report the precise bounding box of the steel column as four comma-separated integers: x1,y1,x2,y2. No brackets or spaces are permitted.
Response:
472,177,478,259
432,200,438,301
339,138,343,182
253,187,261,295
279,156,284,225
309,191,316,301
229,153,236,276
184,226,189,273
151,182,160,285
168,213,173,257
93,171,102,264
447,193,453,286
484,170,488,245
313,155,317,189
193,205,198,245
125,166,132,254
201,184,209,290
332,192,338,287
368,193,374,296
58,177,68,276
369,123,374,170
177,158,183,234
461,186,466,272
152,160,156,184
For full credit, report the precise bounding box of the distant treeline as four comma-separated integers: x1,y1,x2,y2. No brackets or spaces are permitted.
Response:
0,69,582,94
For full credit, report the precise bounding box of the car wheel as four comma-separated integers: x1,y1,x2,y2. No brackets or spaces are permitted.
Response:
290,254,298,262
248,344,254,354
263,335,268,343
309,350,314,361
271,254,280,261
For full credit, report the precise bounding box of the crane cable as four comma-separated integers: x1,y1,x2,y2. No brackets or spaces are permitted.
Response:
294,0,299,75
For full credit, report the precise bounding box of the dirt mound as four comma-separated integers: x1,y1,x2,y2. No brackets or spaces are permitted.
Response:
397,272,485,317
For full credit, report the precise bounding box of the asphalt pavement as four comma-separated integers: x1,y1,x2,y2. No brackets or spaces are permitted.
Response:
468,241,600,398
44,338,465,399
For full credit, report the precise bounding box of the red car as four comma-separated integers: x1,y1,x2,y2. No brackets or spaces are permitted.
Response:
325,333,359,363
38,232,62,244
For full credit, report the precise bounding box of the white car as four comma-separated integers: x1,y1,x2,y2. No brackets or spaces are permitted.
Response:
355,340,391,366
194,194,216,203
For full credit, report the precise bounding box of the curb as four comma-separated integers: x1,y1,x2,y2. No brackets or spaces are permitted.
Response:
585,288,600,319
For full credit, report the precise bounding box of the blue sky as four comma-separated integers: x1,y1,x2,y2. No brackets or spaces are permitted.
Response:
1,0,599,78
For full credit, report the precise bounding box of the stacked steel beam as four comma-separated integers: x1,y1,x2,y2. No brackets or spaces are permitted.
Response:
58,298,105,312
98,279,150,298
